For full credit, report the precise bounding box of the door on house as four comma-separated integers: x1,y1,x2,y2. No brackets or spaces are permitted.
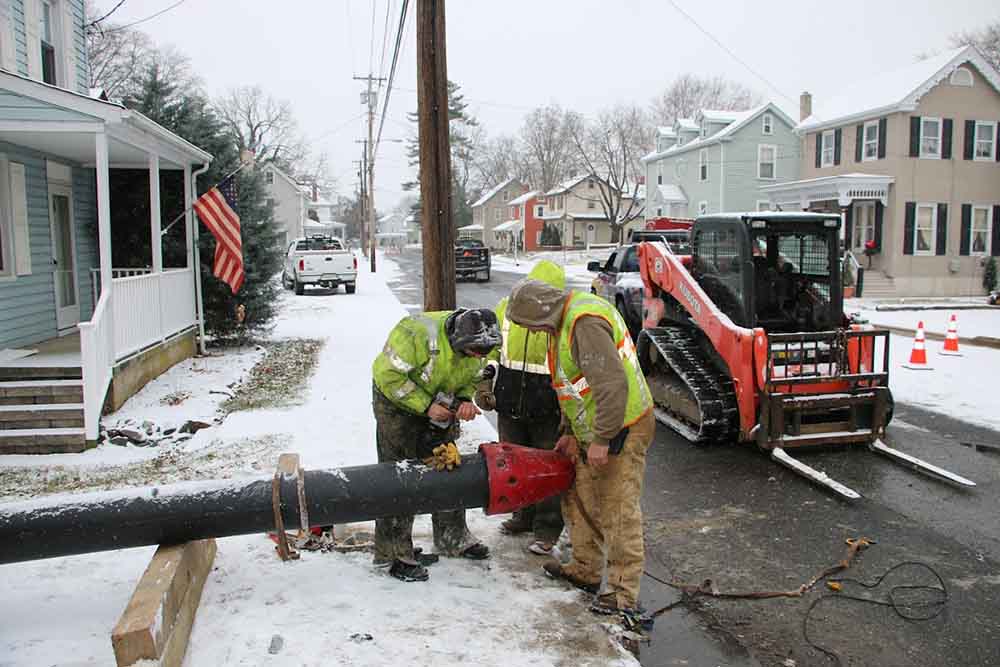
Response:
49,186,80,331
852,202,876,253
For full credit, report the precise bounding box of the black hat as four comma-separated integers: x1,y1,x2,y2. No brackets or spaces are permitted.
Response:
446,308,502,355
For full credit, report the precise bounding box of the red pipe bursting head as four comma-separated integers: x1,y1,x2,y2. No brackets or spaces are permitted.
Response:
479,442,575,515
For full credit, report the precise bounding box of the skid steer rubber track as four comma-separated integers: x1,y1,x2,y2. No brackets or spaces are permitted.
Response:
638,326,739,445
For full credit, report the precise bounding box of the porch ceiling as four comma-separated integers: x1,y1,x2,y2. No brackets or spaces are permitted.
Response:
0,129,180,168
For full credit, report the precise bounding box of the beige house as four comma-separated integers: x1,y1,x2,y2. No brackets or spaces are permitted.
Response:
263,164,307,249
468,177,526,248
539,175,622,247
762,46,1000,297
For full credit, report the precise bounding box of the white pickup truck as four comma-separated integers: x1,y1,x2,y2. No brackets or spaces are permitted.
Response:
282,236,358,295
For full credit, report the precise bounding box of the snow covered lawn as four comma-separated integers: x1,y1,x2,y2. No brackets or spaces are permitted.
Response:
0,252,635,667
492,250,609,290
849,304,999,339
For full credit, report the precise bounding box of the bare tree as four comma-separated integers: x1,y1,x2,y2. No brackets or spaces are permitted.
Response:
950,21,1000,71
570,104,651,244
475,134,532,190
215,85,307,169
649,74,760,125
520,105,584,191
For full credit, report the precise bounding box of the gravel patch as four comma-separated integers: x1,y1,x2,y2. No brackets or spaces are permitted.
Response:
223,338,324,412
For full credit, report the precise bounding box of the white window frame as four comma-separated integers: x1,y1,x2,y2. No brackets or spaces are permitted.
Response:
699,148,708,182
950,67,974,87
974,121,996,162
919,116,942,159
536,205,543,217
914,203,937,256
863,120,879,161
970,205,991,256
698,201,708,215
757,144,776,180
762,113,773,135
820,130,835,167
756,200,772,212
852,201,876,252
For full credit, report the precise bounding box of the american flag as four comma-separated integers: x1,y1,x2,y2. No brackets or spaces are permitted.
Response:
193,175,244,294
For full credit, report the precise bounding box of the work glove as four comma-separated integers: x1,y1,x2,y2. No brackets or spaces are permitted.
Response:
423,442,462,471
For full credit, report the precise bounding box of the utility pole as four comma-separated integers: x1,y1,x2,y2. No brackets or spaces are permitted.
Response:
417,0,455,310
355,74,385,273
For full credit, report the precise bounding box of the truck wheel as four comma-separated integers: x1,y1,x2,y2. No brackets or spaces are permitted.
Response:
294,279,304,296
281,272,291,290
345,283,356,294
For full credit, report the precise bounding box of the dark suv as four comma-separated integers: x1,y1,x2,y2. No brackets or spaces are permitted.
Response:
455,238,491,282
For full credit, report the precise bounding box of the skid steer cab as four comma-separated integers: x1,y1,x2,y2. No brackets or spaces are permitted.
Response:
636,212,975,500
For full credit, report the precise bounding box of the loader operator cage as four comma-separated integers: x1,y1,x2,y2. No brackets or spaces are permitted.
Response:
691,214,843,332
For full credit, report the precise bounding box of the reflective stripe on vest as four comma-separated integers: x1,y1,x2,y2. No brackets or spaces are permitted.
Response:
414,315,439,384
499,315,550,376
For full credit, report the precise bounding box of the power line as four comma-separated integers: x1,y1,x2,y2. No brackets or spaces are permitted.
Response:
86,0,128,28
345,0,358,76
665,0,796,104
311,112,368,143
377,0,395,88
374,0,409,154
368,0,377,79
103,0,189,32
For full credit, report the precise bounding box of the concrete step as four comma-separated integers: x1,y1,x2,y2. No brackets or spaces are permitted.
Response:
0,379,84,405
0,403,85,429
0,427,87,454
0,365,82,381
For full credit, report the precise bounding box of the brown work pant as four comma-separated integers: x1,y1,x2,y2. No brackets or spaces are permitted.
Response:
371,386,477,563
498,412,564,543
562,410,655,608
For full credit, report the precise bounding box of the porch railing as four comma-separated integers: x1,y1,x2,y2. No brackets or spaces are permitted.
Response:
89,268,153,307
843,251,865,298
79,266,198,440
78,291,114,442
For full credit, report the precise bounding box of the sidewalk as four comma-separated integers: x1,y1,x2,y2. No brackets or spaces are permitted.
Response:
0,252,636,667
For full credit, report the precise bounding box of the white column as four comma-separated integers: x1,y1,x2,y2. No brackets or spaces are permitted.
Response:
149,153,162,273
95,131,112,298
183,164,193,269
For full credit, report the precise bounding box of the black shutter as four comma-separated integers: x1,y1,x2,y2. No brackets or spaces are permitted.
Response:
844,205,853,248
997,123,1000,162
942,118,953,159
878,118,887,159
834,128,842,165
993,206,1000,257
874,202,884,251
903,202,916,255
815,133,822,168
960,204,972,256
855,124,863,162
936,203,948,256
963,120,976,160
909,117,921,157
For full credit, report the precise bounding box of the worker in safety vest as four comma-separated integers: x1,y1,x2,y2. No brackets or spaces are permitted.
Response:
371,308,502,582
484,260,566,555
506,278,655,615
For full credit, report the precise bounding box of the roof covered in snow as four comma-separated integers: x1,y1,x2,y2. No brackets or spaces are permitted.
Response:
642,103,795,162
675,118,698,131
507,190,538,206
544,174,590,196
471,177,517,208
798,46,1000,132
697,109,743,124
657,126,677,137
653,183,688,203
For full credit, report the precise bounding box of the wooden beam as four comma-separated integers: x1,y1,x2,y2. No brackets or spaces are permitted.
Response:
111,539,217,667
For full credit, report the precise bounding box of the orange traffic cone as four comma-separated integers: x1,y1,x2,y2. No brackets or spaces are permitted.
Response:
940,314,962,356
903,321,933,370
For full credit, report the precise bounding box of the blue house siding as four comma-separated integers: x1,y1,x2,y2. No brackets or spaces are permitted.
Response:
0,90,99,121
69,0,87,94
12,0,26,76
0,142,98,349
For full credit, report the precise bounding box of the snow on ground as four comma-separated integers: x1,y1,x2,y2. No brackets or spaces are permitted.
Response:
848,303,999,339
888,333,1000,431
0,251,636,667
492,249,612,289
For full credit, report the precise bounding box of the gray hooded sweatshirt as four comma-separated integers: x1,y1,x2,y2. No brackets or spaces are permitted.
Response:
506,279,628,446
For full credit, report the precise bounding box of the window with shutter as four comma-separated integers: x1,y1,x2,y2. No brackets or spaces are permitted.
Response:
920,117,942,158
971,206,991,255
862,121,879,161
974,122,996,161
40,1,56,85
914,203,936,255
820,131,835,167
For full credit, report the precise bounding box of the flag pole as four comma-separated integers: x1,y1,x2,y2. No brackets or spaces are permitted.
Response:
161,159,252,236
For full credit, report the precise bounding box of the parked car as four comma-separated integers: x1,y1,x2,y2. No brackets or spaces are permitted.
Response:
587,244,644,336
455,238,491,282
283,236,358,295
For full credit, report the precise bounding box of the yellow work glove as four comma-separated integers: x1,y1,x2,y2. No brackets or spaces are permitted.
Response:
423,442,462,471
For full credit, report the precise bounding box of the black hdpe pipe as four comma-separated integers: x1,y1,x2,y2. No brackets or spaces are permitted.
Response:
0,443,574,565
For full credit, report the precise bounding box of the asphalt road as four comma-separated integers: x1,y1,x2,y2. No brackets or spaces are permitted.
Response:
382,251,1000,667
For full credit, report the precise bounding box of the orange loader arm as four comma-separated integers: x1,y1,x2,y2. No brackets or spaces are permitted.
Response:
638,242,765,439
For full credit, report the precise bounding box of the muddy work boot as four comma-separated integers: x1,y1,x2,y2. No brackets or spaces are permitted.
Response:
413,547,439,566
388,559,429,582
460,543,490,560
499,514,532,536
542,561,599,594
589,593,654,631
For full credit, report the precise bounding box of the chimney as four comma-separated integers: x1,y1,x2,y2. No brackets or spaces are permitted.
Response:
312,182,318,202
800,91,812,121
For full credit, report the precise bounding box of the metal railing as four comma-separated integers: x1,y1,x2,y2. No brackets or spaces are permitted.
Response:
765,329,890,388
843,251,865,298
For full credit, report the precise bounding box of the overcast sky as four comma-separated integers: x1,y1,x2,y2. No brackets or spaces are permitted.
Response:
100,0,998,210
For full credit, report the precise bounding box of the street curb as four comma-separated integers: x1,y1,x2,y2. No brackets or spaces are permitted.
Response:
874,304,1000,312
876,325,1000,350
